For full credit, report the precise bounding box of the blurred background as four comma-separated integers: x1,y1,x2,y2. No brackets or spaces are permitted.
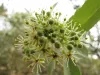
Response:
0,0,100,75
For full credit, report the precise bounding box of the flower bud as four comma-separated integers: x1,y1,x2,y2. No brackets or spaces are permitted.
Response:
77,44,83,48
67,44,73,50
55,42,60,48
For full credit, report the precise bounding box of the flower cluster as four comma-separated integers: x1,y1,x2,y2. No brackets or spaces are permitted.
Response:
15,5,84,73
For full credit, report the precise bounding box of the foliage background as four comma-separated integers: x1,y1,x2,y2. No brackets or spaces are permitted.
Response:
0,0,100,75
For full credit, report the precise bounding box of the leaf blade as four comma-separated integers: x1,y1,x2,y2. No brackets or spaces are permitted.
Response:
64,58,82,75
68,58,82,75
70,0,100,31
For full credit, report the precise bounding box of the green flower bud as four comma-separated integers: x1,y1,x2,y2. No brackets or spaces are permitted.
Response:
48,29,54,33
43,29,49,37
44,29,48,32
70,37,74,40
52,33,56,38
55,12,58,16
50,38,55,43
50,6,52,9
48,19,54,25
64,18,66,21
70,32,76,36
55,42,60,48
69,41,75,46
60,29,64,33
37,31,43,36
44,32,49,37
47,35,51,39
25,21,29,24
67,44,73,50
74,36,79,40
77,44,83,48
74,44,77,47
46,12,51,17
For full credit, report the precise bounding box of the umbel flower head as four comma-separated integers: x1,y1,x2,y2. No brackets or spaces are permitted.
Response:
15,3,85,73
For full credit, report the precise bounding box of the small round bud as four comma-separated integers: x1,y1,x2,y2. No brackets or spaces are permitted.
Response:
44,29,48,32
50,6,52,9
60,29,64,33
44,29,49,37
25,21,29,24
69,41,75,46
64,18,66,21
55,42,60,48
44,32,49,37
48,19,54,25
52,33,56,38
48,29,53,33
74,44,77,47
39,38,44,43
67,44,73,50
50,38,55,43
55,12,58,16
46,12,51,17
70,32,76,36
77,44,82,48
70,37,74,40
47,35,51,39
74,36,79,40
37,31,43,36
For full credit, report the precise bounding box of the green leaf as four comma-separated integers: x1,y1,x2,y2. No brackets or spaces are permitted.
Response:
64,60,70,75
64,58,82,75
70,0,100,31
69,58,82,75
48,60,55,75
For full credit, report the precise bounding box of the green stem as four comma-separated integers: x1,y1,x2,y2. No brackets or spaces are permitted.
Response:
36,65,40,75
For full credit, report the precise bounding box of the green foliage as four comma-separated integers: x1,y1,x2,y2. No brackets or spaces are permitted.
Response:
64,58,81,75
70,0,100,31
48,61,55,75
